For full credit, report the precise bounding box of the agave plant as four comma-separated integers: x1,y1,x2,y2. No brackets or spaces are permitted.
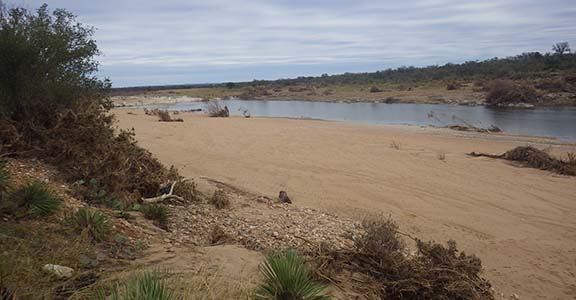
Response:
11,181,62,217
74,208,112,241
98,271,181,300
255,250,332,300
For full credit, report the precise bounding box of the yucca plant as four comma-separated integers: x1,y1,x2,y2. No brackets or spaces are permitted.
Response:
98,271,181,300
255,250,332,300
74,208,112,241
141,204,169,229
11,181,62,217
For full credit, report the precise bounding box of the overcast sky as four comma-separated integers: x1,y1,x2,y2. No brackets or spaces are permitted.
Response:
9,0,576,87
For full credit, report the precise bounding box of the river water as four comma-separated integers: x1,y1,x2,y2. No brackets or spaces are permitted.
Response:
159,100,576,141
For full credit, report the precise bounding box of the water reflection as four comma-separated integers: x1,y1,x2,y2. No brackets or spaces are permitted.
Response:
159,100,576,141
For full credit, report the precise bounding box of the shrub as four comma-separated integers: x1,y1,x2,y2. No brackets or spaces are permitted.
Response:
0,4,195,206
0,4,111,123
255,250,332,300
209,224,228,245
73,208,111,241
205,101,229,117
369,86,382,93
141,204,169,229
98,271,181,300
485,80,539,106
157,110,183,122
0,159,8,195
210,190,230,209
311,217,493,300
9,181,62,217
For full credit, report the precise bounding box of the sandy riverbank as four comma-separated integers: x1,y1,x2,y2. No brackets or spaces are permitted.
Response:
115,109,576,300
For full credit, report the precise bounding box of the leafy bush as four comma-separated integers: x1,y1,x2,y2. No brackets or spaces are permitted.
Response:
0,4,110,121
485,80,539,106
255,250,332,300
0,4,195,206
98,271,181,300
141,204,169,229
9,181,62,217
73,208,111,241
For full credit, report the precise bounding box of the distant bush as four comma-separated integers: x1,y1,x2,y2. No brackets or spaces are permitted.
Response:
369,86,383,93
98,271,181,300
141,204,170,229
205,102,229,117
446,82,462,90
8,181,62,217
73,208,112,241
157,110,183,122
485,80,539,106
255,250,332,300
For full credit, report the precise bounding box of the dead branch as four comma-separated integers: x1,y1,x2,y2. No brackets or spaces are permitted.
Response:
141,178,190,204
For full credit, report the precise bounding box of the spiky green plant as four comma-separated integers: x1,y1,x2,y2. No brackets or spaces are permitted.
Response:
255,250,332,300
97,271,181,300
141,204,169,229
73,208,111,241
11,181,62,217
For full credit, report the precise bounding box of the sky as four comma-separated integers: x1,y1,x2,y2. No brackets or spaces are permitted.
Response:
7,0,576,87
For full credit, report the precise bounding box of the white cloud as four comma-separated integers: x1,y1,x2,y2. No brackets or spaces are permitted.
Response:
13,0,576,86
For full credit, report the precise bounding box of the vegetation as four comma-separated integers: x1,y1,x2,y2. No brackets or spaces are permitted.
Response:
255,250,332,300
312,217,493,300
0,159,8,196
0,4,195,206
211,189,230,209
98,271,181,300
485,80,538,106
469,146,576,176
73,208,112,241
205,101,229,117
8,181,62,217
141,204,170,229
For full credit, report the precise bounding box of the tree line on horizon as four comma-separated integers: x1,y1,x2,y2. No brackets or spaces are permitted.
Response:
241,42,575,88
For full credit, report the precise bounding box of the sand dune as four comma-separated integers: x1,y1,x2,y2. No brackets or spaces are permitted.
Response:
116,109,576,300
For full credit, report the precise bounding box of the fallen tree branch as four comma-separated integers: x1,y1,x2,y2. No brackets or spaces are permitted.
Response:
141,178,190,204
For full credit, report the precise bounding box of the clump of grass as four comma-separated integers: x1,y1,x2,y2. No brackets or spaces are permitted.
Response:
205,101,229,117
255,250,332,300
9,181,62,217
437,153,446,161
210,190,230,209
73,208,112,241
209,224,228,245
141,204,170,229
0,159,9,195
98,271,181,300
390,141,401,150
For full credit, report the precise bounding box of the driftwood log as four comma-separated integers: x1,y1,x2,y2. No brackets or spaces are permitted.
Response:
141,179,190,204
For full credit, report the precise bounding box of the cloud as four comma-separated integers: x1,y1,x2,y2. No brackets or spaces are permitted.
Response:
12,0,576,86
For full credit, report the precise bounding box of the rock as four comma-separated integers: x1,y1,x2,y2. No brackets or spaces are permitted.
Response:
511,294,519,300
43,264,74,279
279,191,291,203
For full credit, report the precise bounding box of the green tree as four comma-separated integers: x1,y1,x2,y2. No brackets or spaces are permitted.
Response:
0,3,110,120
